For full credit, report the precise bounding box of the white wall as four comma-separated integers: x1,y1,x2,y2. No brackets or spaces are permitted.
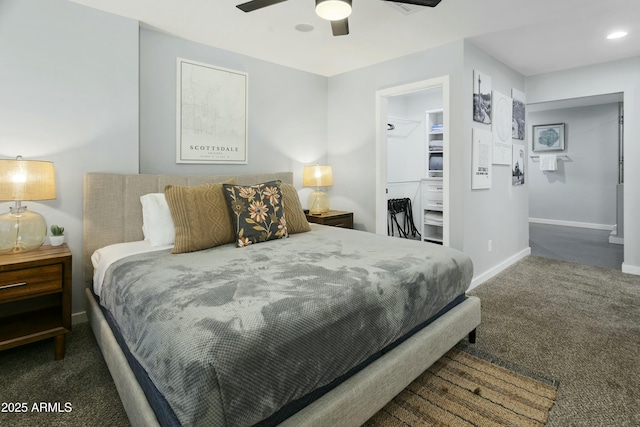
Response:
526,57,640,274
0,0,139,312
327,41,465,236
528,103,619,228
139,29,328,191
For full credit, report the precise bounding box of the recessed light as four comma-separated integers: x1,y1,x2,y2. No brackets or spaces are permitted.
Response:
607,31,628,40
295,23,314,32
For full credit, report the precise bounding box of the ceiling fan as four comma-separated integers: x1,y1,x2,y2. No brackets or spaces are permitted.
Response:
236,0,442,36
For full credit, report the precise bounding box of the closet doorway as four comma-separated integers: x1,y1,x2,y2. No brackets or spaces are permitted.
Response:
375,76,450,244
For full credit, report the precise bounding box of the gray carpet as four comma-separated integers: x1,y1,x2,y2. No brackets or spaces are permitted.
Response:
1,255,638,426
0,322,128,426
463,255,640,427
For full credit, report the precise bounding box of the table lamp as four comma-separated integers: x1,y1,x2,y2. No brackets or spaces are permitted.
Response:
0,156,56,254
303,165,333,214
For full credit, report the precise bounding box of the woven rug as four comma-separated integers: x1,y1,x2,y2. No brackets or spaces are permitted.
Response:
364,348,557,427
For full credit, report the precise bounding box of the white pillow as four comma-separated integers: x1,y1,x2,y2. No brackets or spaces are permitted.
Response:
140,193,175,246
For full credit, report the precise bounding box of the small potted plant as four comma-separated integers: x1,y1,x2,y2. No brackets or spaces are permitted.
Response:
50,224,65,246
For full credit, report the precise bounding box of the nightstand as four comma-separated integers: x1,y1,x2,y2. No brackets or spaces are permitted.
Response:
0,244,72,360
306,210,354,229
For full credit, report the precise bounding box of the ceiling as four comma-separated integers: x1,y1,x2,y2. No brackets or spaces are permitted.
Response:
70,0,640,77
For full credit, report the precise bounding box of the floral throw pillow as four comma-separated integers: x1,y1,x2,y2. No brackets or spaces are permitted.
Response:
223,181,288,247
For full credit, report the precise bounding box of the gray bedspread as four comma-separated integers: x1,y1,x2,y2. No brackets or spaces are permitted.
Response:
99,225,473,427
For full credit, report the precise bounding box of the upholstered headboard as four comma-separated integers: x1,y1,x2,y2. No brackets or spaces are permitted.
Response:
82,172,293,288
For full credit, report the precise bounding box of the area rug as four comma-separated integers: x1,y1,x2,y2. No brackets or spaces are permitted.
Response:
364,348,557,427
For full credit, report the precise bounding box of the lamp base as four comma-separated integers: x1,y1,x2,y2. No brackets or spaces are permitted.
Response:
0,206,47,254
309,190,330,214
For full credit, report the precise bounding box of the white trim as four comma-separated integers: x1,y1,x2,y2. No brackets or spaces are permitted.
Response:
609,235,624,245
72,311,88,325
529,217,614,231
622,263,640,275
375,76,450,244
468,247,531,291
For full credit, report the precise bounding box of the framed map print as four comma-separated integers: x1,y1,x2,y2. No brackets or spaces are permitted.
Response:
176,58,248,164
532,123,565,152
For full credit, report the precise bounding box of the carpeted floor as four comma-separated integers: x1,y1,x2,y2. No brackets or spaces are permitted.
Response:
1,255,638,426
463,255,640,427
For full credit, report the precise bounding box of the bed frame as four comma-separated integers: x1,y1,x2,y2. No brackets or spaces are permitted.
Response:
83,171,481,427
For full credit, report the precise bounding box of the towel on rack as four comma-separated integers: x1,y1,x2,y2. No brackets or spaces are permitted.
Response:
539,154,558,171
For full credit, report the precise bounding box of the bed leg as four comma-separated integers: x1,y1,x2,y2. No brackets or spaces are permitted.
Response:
468,328,477,344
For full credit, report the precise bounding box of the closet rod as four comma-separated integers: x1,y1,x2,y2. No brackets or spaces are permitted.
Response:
387,115,420,124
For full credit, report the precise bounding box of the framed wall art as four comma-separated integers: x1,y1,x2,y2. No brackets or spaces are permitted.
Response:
176,58,248,164
532,123,565,152
511,88,525,140
471,128,492,189
512,144,525,186
492,90,512,165
472,70,492,124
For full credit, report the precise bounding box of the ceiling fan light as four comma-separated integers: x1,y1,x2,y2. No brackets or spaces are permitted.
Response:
315,0,352,21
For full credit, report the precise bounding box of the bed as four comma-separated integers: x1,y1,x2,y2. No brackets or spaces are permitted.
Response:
82,171,481,427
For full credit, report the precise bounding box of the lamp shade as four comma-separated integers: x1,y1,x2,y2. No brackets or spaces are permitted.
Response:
303,165,333,187
315,0,352,21
0,158,56,201
0,156,56,253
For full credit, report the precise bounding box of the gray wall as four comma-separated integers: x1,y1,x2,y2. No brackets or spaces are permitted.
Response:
326,40,530,281
139,29,328,191
0,0,139,312
462,41,529,281
528,103,619,227
526,57,640,274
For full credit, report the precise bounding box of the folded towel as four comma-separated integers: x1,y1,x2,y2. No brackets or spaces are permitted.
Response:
539,154,558,171
429,140,443,151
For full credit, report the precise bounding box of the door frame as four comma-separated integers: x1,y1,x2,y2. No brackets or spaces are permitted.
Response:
375,76,450,242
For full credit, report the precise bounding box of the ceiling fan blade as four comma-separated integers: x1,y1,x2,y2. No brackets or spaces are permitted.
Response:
385,0,442,7
236,0,289,12
331,18,349,36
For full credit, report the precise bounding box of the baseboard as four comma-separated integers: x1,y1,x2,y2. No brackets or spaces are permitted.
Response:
72,311,88,325
529,217,614,231
609,235,624,245
622,263,640,276
469,247,532,291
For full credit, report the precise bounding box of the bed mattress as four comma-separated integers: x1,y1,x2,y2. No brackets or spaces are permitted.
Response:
97,225,473,427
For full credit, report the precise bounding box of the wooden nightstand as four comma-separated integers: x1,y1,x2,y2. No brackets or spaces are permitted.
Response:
306,210,354,229
0,244,72,360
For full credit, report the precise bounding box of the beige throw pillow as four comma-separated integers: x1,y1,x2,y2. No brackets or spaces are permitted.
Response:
280,183,311,234
164,180,235,254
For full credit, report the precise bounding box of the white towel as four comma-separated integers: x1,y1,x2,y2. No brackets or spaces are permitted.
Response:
539,154,558,171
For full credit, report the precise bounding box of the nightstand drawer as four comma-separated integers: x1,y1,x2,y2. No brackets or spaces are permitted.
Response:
322,216,353,228
306,211,354,229
0,265,63,302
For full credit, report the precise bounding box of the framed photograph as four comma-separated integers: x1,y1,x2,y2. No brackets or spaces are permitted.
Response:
512,144,525,186
532,123,565,152
176,58,248,164
511,88,525,140
473,70,491,124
